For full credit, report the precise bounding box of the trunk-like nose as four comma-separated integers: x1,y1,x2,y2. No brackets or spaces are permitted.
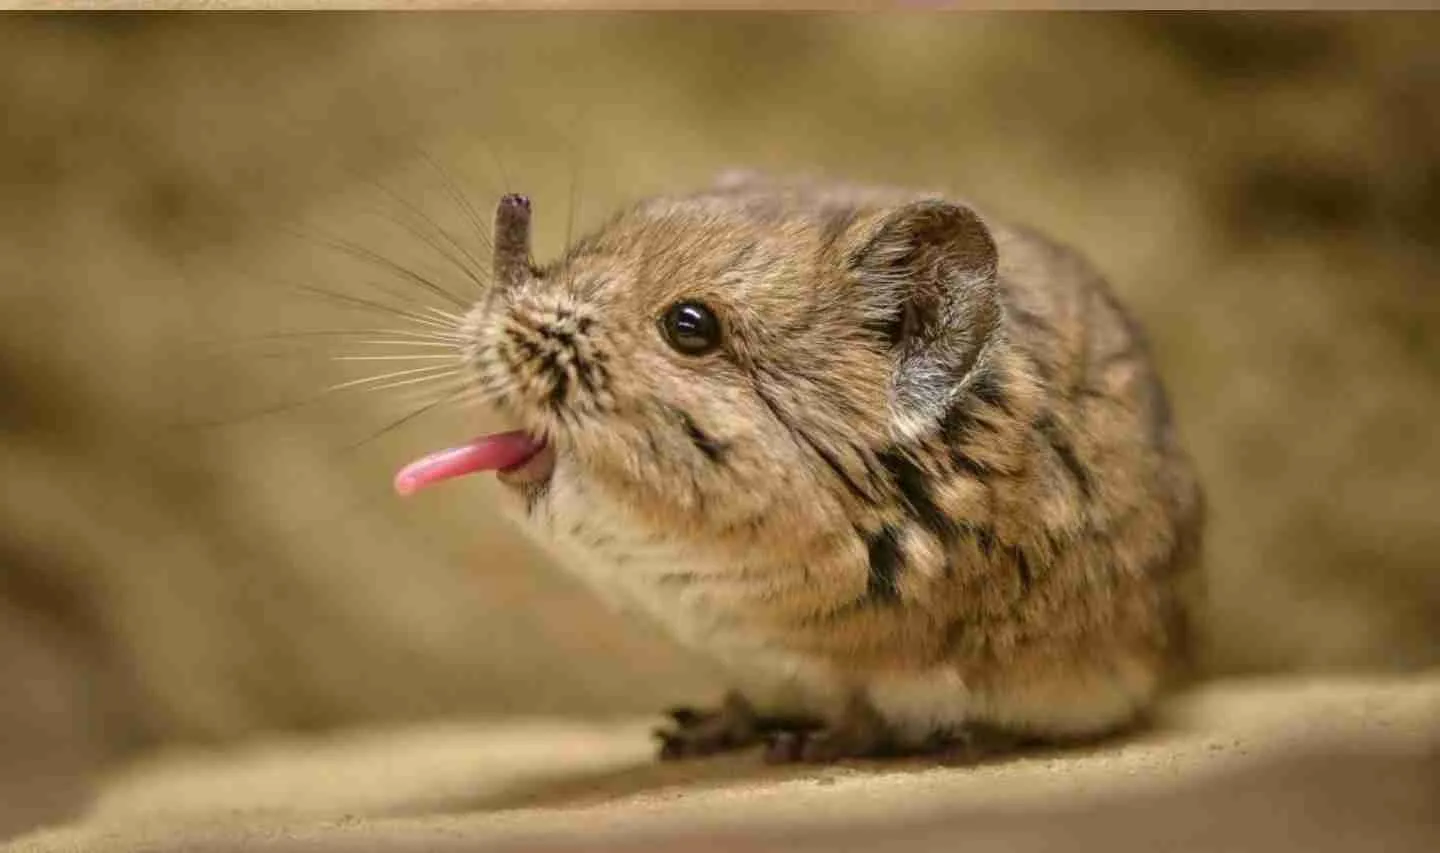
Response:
493,193,532,292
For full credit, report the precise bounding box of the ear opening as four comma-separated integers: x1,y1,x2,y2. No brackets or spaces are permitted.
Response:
851,198,1000,352
850,199,1003,424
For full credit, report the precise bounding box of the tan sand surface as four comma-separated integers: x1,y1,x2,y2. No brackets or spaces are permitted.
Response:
9,673,1437,852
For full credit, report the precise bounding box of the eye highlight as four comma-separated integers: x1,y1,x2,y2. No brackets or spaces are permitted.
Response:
660,301,722,355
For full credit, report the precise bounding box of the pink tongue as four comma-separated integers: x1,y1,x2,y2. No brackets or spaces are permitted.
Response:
393,431,543,496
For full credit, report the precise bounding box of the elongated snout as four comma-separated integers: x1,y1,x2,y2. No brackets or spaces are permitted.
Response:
493,193,533,291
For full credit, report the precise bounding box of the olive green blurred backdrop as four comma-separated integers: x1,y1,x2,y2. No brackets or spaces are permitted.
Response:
1,11,1436,837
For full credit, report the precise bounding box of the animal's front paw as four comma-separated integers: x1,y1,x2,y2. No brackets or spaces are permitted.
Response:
653,691,824,761
761,725,892,763
762,717,1033,764
760,693,895,763
654,691,762,760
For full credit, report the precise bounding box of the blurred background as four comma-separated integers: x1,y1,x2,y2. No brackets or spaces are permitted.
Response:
0,11,1436,841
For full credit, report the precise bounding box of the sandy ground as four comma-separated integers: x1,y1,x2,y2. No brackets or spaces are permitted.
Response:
8,673,1438,852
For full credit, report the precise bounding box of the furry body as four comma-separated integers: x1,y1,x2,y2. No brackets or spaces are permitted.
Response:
464,177,1204,757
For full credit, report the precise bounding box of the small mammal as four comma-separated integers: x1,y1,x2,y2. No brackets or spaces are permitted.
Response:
396,173,1205,762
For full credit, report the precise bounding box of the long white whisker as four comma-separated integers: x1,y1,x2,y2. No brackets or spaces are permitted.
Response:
290,225,470,310
380,386,477,412
344,386,472,451
281,278,461,334
356,297,462,332
356,182,490,291
384,309,462,333
364,373,467,394
326,364,459,393
420,305,467,324
245,329,467,343
351,339,462,348
332,354,464,362
418,148,495,257
332,156,490,292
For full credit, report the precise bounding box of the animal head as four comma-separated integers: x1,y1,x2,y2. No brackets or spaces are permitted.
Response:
445,180,1003,557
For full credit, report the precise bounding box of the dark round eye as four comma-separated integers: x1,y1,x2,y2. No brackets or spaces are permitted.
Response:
660,301,722,355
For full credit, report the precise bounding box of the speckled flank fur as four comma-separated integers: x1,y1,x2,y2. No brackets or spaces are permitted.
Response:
461,174,1204,757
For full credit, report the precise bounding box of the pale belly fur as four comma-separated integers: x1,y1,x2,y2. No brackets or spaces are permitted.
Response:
498,468,1156,744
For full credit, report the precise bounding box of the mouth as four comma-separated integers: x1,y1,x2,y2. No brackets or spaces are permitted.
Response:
393,431,554,496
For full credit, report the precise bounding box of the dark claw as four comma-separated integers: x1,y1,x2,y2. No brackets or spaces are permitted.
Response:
655,727,729,760
655,693,837,762
762,731,806,764
654,730,685,761
665,706,707,726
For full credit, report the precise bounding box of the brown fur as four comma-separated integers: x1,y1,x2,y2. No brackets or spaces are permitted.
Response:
460,174,1204,757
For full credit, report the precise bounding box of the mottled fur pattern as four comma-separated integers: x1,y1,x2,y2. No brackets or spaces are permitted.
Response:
460,175,1204,756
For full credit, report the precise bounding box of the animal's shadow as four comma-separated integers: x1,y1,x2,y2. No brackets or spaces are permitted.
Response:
408,712,1172,819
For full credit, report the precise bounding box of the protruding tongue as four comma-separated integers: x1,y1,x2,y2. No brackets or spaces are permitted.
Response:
394,431,544,496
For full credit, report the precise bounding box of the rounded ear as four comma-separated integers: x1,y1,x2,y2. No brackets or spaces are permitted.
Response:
849,199,1002,422
849,198,999,349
